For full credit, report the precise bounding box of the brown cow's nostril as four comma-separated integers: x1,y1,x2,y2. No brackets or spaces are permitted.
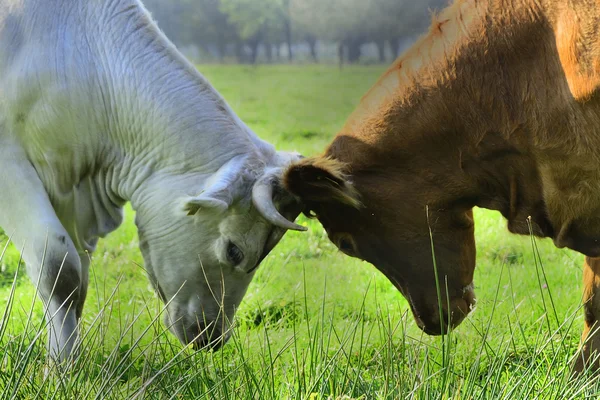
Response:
420,319,448,336
415,296,474,336
408,285,476,336
441,309,450,325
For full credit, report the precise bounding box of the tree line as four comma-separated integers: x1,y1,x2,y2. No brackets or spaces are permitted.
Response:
143,0,448,64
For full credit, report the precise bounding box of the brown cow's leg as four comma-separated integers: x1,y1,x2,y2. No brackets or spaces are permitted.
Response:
574,257,600,374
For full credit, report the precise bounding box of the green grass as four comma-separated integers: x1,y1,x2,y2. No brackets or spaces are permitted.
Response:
1,65,598,399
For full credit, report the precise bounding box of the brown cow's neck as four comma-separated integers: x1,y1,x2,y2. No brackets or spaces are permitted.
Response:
327,0,600,256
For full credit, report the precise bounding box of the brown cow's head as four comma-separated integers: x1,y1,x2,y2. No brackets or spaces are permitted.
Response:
283,155,477,335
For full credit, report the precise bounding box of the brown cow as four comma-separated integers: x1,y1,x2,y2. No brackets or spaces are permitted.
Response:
281,0,600,372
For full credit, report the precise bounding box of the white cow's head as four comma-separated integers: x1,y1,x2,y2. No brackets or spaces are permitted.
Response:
134,151,305,349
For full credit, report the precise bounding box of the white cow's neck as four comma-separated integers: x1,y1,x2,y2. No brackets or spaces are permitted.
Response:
83,0,274,205
12,0,277,252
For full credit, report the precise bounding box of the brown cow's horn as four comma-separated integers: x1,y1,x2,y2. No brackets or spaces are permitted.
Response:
252,174,307,232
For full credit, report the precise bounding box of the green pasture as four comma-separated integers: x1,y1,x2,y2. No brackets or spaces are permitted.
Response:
0,65,597,399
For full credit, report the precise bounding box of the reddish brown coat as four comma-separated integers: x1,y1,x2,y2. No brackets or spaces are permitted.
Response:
284,0,600,372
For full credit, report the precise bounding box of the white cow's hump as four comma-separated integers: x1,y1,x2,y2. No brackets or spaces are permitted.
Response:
0,0,280,239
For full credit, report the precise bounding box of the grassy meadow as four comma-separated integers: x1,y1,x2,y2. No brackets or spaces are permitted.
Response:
1,65,598,399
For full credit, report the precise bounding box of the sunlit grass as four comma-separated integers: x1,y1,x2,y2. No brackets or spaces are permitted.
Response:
1,225,599,398
0,65,598,398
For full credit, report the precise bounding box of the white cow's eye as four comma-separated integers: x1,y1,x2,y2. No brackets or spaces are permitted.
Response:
227,241,244,266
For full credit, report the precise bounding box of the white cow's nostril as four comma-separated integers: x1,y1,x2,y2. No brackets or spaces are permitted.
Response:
186,321,227,351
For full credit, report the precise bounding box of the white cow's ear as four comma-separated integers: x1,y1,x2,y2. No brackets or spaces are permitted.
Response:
183,195,229,216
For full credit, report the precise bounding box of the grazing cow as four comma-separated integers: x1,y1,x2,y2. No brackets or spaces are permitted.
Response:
283,0,600,371
0,0,305,363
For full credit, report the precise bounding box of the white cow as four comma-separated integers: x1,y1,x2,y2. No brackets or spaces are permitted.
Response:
0,0,306,362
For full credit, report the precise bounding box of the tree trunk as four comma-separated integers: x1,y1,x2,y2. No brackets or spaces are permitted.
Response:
307,36,318,63
375,40,386,63
284,19,293,62
347,39,362,63
265,42,273,63
389,37,400,60
275,44,281,61
217,37,226,63
235,40,245,64
249,40,259,64
200,43,211,59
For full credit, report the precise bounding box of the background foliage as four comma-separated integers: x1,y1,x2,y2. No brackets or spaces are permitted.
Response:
142,0,446,64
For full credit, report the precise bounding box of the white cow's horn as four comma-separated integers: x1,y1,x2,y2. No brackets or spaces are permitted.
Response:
252,174,307,232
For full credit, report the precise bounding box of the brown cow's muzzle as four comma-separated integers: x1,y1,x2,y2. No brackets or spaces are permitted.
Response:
412,283,476,335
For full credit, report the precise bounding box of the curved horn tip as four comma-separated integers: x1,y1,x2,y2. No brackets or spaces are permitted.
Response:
252,174,307,232
289,223,308,232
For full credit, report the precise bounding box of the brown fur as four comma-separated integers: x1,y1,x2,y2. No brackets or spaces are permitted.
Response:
283,0,600,372
574,257,600,373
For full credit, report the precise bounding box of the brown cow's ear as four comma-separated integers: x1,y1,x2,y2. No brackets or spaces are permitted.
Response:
283,157,361,208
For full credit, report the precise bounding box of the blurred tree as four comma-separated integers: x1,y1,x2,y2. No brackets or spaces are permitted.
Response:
144,0,237,62
291,0,367,64
142,0,448,64
376,0,448,60
220,0,294,63
291,0,447,64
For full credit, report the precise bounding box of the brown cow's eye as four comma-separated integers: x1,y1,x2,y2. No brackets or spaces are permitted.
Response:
227,242,244,266
338,237,354,255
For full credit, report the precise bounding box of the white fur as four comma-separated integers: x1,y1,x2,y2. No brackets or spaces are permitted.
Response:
0,0,301,361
